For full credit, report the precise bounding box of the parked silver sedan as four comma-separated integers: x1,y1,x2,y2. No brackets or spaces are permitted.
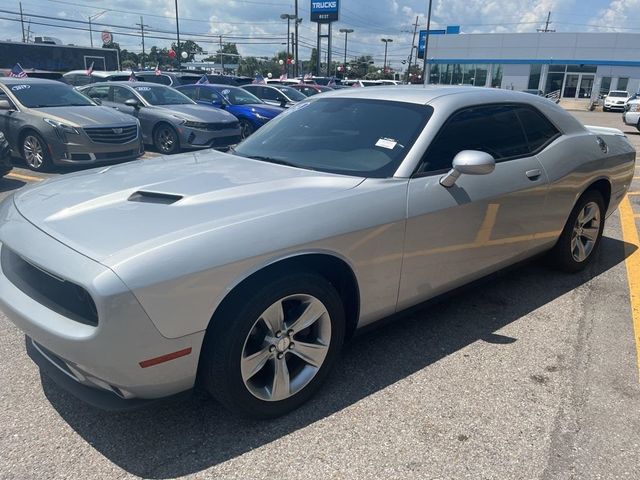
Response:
0,78,143,171
0,87,634,418
79,82,242,154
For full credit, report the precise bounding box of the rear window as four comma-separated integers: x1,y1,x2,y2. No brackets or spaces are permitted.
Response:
515,106,560,152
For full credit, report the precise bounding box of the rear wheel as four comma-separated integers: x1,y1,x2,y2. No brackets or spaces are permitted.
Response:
153,123,180,154
239,119,255,139
548,190,605,272
200,273,345,418
22,132,51,171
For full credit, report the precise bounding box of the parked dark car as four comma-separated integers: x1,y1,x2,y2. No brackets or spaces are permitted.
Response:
0,131,12,177
135,71,202,86
176,84,284,138
0,78,143,171
63,70,144,86
241,84,307,108
204,75,254,86
289,84,334,97
79,82,241,154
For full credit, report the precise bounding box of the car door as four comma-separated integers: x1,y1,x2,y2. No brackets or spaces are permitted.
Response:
397,103,552,310
0,87,23,151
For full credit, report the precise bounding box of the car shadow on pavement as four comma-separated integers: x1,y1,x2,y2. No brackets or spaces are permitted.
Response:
0,177,26,192
41,235,634,479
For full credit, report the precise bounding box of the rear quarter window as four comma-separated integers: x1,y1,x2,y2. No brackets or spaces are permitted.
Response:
515,106,561,152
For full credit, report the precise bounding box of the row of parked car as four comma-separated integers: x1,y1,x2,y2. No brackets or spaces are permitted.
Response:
0,70,363,171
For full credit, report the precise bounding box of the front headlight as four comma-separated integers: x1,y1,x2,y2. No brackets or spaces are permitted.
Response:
183,121,209,129
43,118,80,135
630,103,640,113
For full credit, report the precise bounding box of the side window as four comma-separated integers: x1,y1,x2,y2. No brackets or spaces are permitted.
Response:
112,86,137,104
243,85,259,97
85,85,109,100
179,86,197,100
420,104,529,173
515,106,560,152
198,87,221,103
261,87,281,101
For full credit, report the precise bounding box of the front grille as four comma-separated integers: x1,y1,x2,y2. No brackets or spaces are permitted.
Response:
84,125,138,144
184,121,240,131
211,135,242,148
1,247,98,326
95,149,137,160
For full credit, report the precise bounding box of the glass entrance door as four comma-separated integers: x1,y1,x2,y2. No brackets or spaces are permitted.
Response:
578,75,595,98
563,74,579,98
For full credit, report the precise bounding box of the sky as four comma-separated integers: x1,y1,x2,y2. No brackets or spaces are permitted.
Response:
1,0,640,69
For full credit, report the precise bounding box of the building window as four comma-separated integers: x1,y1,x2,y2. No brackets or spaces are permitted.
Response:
491,65,503,88
474,65,488,87
567,64,597,73
618,77,629,91
549,64,567,73
528,64,542,90
599,77,611,96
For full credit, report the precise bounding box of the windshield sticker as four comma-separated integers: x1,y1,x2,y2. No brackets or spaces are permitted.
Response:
375,138,398,150
11,84,30,91
134,86,151,91
221,89,231,95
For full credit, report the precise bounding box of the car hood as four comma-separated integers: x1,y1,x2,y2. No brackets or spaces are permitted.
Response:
12,151,364,265
150,104,237,122
33,106,135,127
228,104,284,118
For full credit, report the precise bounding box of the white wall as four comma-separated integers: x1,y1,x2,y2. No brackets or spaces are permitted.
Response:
501,64,530,90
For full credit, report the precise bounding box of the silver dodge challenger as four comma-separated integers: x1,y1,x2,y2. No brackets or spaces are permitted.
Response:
0,87,635,418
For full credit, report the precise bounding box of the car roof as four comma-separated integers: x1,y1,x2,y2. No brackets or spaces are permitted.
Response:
0,77,64,85
85,81,166,87
64,70,135,77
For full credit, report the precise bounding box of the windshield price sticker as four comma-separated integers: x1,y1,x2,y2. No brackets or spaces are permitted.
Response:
375,138,398,150
11,85,30,91
135,86,151,91
221,89,231,95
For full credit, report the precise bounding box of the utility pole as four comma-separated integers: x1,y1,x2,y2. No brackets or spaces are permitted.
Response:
381,38,393,73
422,0,433,86
19,3,25,42
339,29,353,76
87,11,107,48
537,11,555,32
174,0,181,71
136,16,150,68
219,35,225,74
406,16,419,84
294,0,299,77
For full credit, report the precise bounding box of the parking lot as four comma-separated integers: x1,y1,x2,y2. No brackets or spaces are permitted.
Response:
0,109,639,479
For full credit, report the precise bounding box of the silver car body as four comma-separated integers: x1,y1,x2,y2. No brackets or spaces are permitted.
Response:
0,78,143,166
0,86,634,404
78,82,242,150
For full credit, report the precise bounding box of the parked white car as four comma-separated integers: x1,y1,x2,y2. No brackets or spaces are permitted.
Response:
603,90,630,112
623,97,640,130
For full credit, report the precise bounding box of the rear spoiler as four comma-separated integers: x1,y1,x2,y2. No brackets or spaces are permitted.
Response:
585,125,626,137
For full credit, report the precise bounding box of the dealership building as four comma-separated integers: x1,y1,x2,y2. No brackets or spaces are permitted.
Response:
423,32,640,102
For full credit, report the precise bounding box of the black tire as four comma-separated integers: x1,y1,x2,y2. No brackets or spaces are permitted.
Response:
547,190,605,273
21,131,52,171
239,119,255,139
153,123,180,154
199,272,345,419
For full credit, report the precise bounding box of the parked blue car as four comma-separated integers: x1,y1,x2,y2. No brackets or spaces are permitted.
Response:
176,84,284,139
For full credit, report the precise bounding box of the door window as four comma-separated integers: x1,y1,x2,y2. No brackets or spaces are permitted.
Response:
179,86,197,100
112,86,137,104
261,87,283,102
84,85,110,100
198,87,221,103
419,104,529,174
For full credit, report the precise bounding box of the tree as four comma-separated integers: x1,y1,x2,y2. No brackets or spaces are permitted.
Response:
171,40,203,61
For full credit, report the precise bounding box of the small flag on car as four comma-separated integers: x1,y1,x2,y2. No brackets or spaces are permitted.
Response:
279,73,288,82
327,76,336,87
253,74,266,84
9,63,27,78
129,70,137,82
196,75,209,84
155,64,161,76
86,62,94,76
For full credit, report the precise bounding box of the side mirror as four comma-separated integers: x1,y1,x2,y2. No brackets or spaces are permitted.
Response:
211,99,224,108
0,99,14,111
91,97,102,105
280,99,287,108
440,150,495,188
125,98,140,108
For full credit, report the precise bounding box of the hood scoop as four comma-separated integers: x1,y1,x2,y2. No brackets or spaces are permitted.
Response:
127,191,183,205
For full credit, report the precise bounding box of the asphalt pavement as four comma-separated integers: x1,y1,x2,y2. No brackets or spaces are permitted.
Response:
0,111,639,479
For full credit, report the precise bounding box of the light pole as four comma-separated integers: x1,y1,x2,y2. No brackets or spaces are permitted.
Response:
340,28,354,77
422,0,433,86
381,38,393,74
87,10,107,47
280,14,296,76
174,0,181,71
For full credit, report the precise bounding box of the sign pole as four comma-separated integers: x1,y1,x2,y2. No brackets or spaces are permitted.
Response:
327,22,332,77
422,0,433,86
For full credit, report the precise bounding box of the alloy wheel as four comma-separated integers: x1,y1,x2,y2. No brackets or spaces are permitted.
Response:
240,294,331,402
158,128,176,153
570,201,601,262
23,135,44,169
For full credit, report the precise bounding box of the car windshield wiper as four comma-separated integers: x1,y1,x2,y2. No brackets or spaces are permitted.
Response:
245,155,304,169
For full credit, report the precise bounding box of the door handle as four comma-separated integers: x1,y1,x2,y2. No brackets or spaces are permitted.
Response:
526,169,542,181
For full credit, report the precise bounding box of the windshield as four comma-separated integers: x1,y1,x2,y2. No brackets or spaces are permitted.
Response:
234,98,432,178
8,83,94,108
133,85,195,105
216,86,263,105
274,85,307,102
609,91,629,97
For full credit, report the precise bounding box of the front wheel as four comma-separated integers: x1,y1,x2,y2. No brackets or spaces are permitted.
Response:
22,132,51,171
153,123,180,154
239,119,255,139
547,190,605,272
200,273,345,418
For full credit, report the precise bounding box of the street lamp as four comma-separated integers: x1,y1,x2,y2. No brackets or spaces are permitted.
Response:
280,13,297,76
381,38,393,73
87,10,107,48
174,0,181,71
339,28,354,78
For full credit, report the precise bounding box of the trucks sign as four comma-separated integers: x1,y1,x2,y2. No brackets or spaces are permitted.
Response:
311,1,339,23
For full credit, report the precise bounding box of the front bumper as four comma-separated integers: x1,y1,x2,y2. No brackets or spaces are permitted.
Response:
0,198,205,405
623,111,640,126
177,125,242,150
604,102,626,110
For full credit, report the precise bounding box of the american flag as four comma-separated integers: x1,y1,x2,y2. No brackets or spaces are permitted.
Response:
155,64,161,76
129,71,137,82
279,73,288,82
327,76,337,87
9,64,27,78
196,75,209,85
303,73,312,82
252,74,266,84
86,62,94,76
